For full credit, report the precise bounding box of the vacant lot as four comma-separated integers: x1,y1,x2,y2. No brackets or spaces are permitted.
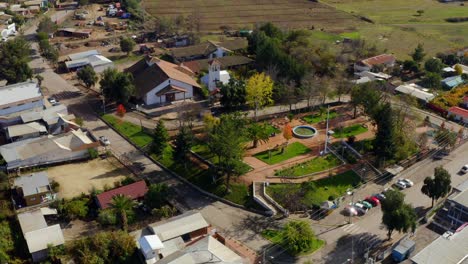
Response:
142,0,363,31
48,158,130,199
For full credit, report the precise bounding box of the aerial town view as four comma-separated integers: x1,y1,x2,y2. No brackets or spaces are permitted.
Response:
0,0,467,263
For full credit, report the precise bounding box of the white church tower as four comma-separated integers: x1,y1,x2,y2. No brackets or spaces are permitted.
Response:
207,59,221,91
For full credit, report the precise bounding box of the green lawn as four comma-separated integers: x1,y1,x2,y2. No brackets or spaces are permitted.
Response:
261,229,325,256
303,111,339,124
191,142,251,174
265,124,281,135
267,170,361,207
254,142,311,165
154,146,259,208
102,114,153,147
332,124,368,138
275,154,342,177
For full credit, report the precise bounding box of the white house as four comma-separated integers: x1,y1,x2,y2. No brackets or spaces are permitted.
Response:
447,106,468,123
354,54,396,72
395,83,435,103
126,56,201,105
201,59,231,91
65,50,114,73
0,81,44,127
0,129,99,170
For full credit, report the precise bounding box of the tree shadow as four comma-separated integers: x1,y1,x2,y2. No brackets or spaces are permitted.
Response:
323,232,385,264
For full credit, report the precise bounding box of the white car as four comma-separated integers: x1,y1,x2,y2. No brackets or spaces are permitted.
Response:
394,180,407,189
400,178,414,187
99,136,110,146
461,165,468,174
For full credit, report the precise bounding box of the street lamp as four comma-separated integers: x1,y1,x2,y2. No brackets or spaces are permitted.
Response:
347,188,355,264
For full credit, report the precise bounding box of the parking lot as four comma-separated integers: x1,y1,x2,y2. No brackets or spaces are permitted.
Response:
47,157,131,199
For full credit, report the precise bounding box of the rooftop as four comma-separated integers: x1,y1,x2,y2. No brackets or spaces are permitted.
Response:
448,106,468,119
442,75,464,88
0,81,42,107
395,83,435,102
67,49,100,61
149,211,209,241
7,122,47,138
449,184,468,207
182,55,253,73
24,224,64,253
411,226,468,264
96,180,148,209
13,171,51,196
20,104,68,124
360,54,396,67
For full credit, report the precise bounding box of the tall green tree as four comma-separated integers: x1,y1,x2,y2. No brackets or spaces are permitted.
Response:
0,221,14,263
422,72,442,89
220,78,246,110
247,122,270,148
424,58,444,74
77,65,98,88
0,38,32,84
100,68,135,104
173,125,194,168
434,126,457,150
281,220,320,255
411,44,426,63
152,120,169,156
120,37,136,55
207,113,247,191
374,103,397,164
37,16,57,35
421,166,452,207
403,60,419,73
109,194,135,231
145,183,170,209
246,72,274,121
381,190,417,240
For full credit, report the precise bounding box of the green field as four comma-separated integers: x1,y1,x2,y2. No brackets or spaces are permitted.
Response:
102,114,153,147
191,142,251,174
321,0,468,57
332,124,368,138
267,170,361,207
275,154,342,177
303,111,339,124
254,142,311,165
262,229,325,256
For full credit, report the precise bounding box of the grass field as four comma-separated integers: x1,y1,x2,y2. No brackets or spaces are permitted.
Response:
274,154,342,177
254,142,311,165
267,170,361,207
332,124,368,138
303,111,339,124
262,229,325,256
102,114,153,147
142,0,362,32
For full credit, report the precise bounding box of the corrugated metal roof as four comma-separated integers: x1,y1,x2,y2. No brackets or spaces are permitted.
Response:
13,171,50,196
411,227,468,264
7,122,47,137
0,81,41,107
67,50,100,60
20,103,67,123
149,211,209,241
189,236,243,263
395,84,435,102
18,210,47,234
24,224,64,253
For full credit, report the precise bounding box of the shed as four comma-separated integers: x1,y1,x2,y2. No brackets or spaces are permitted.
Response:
149,211,209,242
441,75,464,89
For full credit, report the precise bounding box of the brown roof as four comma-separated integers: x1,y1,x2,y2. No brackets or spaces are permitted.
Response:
170,38,248,59
126,57,200,98
96,180,148,209
182,55,253,74
156,85,187,96
360,54,396,67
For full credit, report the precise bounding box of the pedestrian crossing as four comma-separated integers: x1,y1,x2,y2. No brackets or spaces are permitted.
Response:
341,223,364,235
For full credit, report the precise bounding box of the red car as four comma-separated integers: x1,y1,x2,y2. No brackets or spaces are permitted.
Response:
365,196,380,206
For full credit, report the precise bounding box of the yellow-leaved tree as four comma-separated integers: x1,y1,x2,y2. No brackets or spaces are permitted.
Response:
246,72,274,121
454,64,463,76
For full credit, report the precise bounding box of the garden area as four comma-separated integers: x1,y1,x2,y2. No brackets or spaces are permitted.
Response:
267,170,361,210
102,114,153,147
274,154,342,177
253,142,311,165
191,142,252,175
303,110,339,124
332,124,368,138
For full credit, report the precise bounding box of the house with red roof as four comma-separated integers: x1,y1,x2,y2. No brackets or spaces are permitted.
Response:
96,180,148,209
462,96,468,109
354,54,396,72
447,106,468,123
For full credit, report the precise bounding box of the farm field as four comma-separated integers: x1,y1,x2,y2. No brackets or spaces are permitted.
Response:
141,0,363,32
322,0,468,57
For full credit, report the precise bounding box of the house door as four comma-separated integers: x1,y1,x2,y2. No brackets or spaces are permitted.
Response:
165,93,175,102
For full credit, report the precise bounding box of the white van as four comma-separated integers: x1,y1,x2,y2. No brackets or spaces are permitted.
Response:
461,165,468,174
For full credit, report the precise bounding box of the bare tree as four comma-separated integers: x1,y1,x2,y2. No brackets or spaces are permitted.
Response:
301,73,320,111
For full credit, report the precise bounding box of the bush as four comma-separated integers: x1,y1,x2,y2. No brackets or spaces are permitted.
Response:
328,195,335,201
62,198,89,220
98,209,117,226
151,205,176,219
50,180,60,192
121,177,136,186
88,148,98,159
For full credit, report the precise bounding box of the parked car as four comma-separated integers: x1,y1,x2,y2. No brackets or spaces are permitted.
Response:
353,202,368,215
400,178,414,187
359,200,373,209
48,97,58,105
345,205,358,216
99,136,110,146
374,193,386,201
365,196,380,206
394,180,407,189
460,164,468,174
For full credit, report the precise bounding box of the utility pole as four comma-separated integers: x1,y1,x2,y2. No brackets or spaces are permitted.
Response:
324,105,330,154
347,189,355,263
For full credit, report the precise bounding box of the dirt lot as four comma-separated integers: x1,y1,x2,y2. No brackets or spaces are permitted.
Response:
47,157,131,199
142,0,363,32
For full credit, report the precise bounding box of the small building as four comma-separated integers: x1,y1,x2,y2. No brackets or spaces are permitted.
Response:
447,106,468,123
56,28,92,38
96,180,148,209
13,171,54,207
65,54,114,73
6,122,47,142
170,39,248,62
20,104,76,135
126,56,201,106
441,75,464,89
149,211,209,242
395,83,435,103
411,225,468,264
354,54,396,72
444,181,468,229
0,81,44,127
182,55,253,75
201,59,231,92
0,129,99,170
0,23,16,41
18,209,65,262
